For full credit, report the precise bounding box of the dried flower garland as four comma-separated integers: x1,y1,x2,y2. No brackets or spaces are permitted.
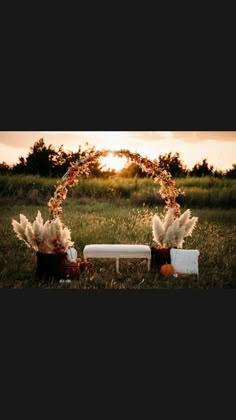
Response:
48,147,108,219
48,148,184,220
12,147,193,258
116,149,184,217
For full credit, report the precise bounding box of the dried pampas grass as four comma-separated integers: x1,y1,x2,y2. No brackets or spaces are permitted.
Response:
152,214,165,245
32,220,43,244
12,219,31,248
36,210,44,226
12,210,74,254
152,208,198,249
163,208,175,232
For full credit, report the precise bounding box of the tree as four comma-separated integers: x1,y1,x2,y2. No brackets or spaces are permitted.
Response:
0,162,11,174
10,140,106,178
212,168,224,178
225,164,236,179
12,156,27,174
87,160,107,177
25,138,58,176
118,162,146,178
189,158,214,177
157,152,187,177
12,139,58,176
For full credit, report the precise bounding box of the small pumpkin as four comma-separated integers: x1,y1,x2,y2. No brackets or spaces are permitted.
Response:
160,264,175,276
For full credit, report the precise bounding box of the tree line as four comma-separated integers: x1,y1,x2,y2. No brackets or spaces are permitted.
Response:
0,138,236,178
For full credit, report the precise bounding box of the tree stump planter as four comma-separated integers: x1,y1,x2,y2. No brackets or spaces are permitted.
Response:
151,247,171,272
35,251,67,283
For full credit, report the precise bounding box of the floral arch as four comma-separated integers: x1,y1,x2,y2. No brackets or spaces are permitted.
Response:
12,147,199,275
47,147,183,220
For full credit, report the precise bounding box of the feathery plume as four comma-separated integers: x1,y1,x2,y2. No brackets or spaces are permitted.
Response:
19,214,29,230
48,220,58,241
179,209,191,227
42,220,53,250
163,208,175,232
152,208,198,248
175,225,186,248
60,226,74,248
12,219,31,247
184,217,198,237
54,218,63,239
36,210,44,226
165,223,176,248
32,220,43,245
25,223,38,251
152,214,165,246
165,218,179,248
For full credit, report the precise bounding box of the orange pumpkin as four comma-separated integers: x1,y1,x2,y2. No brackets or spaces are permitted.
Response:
160,264,175,276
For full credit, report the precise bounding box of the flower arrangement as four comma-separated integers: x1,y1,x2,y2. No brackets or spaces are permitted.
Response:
12,211,74,254
116,150,198,250
115,150,199,251
152,208,198,249
12,146,107,254
11,147,106,280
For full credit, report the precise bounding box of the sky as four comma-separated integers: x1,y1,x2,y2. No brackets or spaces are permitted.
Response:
0,131,236,171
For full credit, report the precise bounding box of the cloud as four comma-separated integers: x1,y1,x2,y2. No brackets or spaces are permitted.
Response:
173,131,236,143
128,131,236,143
0,132,140,154
128,132,168,141
0,132,42,148
2,131,236,151
0,131,92,150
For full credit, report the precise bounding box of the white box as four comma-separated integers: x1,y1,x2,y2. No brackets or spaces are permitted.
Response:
170,248,200,275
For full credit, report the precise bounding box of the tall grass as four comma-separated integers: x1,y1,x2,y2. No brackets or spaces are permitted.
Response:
1,175,236,208
175,177,236,189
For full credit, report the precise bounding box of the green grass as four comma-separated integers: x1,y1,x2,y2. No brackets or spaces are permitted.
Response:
1,197,235,288
1,175,236,208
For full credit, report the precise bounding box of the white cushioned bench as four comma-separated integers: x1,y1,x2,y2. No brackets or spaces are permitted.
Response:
83,244,151,273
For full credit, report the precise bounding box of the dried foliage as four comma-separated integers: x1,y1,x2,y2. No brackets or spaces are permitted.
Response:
12,210,74,253
152,208,198,248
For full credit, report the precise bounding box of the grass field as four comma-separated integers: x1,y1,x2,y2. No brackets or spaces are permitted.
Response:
1,175,236,208
0,188,235,288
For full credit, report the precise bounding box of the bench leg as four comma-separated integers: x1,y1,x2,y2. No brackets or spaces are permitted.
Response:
116,258,120,273
147,258,151,272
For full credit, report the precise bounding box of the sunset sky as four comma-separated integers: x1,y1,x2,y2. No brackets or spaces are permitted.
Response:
0,131,236,171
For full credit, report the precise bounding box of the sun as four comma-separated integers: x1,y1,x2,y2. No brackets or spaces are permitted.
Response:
99,153,128,172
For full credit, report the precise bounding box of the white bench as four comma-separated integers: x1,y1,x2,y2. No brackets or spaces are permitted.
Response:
83,244,151,274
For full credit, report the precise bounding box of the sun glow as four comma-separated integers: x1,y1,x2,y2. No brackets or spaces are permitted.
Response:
99,153,128,172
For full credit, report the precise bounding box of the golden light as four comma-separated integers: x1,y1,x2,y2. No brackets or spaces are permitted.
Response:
99,153,128,172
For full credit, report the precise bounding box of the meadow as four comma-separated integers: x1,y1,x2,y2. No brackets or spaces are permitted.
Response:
1,174,236,207
0,175,235,288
